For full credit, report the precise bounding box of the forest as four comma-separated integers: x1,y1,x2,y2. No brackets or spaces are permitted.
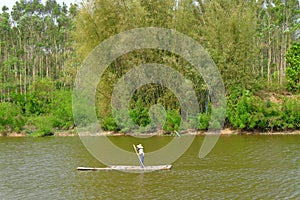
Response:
0,0,299,136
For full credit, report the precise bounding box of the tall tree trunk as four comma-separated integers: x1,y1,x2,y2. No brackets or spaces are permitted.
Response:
267,29,272,83
280,26,285,85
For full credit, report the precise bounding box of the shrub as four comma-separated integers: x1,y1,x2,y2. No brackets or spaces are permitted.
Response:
129,98,150,127
198,113,210,130
280,97,300,129
25,78,55,115
227,89,252,129
0,102,25,132
101,115,119,131
26,116,54,137
51,91,74,129
163,110,181,132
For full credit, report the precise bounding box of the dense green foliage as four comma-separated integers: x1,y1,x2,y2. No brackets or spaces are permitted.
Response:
0,0,299,135
286,42,300,91
0,102,25,133
0,0,76,136
227,88,300,131
75,0,299,133
0,79,74,136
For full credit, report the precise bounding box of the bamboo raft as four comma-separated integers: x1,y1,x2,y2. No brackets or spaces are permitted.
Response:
77,165,172,171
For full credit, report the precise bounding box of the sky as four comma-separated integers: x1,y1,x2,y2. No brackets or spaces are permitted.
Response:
0,0,81,12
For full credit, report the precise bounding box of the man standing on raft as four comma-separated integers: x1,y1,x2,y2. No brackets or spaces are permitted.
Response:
136,144,144,167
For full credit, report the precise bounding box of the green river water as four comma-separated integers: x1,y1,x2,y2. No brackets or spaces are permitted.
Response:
0,135,299,199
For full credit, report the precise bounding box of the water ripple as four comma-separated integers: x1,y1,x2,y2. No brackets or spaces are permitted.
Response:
0,135,299,199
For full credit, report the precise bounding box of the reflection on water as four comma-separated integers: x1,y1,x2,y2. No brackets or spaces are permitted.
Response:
0,135,299,199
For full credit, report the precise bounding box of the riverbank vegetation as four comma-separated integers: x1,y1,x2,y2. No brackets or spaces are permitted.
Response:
0,0,299,136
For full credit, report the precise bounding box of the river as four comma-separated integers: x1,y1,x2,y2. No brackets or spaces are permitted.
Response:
0,135,299,199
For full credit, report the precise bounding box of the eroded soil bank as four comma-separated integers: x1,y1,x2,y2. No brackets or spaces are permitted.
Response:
2,129,300,137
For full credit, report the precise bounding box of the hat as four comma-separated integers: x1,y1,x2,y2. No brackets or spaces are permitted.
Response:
137,144,143,149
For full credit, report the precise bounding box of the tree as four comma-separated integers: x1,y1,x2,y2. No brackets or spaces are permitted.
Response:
74,0,209,123
256,0,300,85
0,0,78,134
199,0,258,90
286,42,300,92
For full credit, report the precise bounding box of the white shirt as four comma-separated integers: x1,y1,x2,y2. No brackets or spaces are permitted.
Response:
138,148,144,156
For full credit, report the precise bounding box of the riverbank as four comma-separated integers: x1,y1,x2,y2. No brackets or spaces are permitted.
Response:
2,128,300,137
